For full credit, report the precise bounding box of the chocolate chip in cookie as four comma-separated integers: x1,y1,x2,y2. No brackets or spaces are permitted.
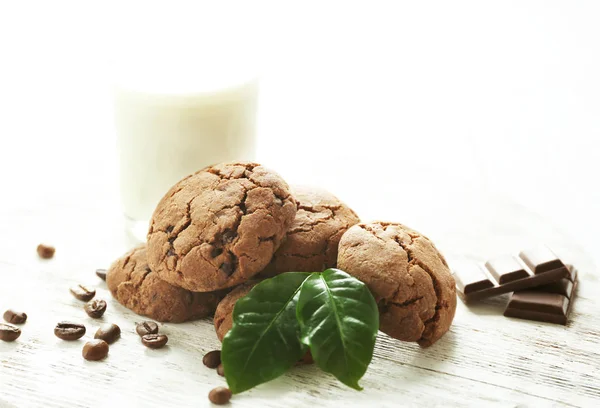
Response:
107,245,225,323
147,162,297,292
337,222,457,347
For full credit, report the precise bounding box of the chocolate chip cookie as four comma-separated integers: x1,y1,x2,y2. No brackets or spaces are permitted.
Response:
337,222,456,347
213,282,257,341
213,280,314,365
260,186,360,277
147,162,297,292
107,245,224,323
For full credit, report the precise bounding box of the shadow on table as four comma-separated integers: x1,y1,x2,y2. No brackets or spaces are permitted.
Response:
460,293,510,316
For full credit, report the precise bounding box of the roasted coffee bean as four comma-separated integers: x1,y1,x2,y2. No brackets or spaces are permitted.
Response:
37,243,55,259
95,269,107,281
82,339,109,361
94,324,120,344
54,322,86,340
203,350,221,369
141,333,168,349
0,323,21,342
3,309,27,324
84,299,107,318
136,321,159,337
217,363,225,377
70,285,96,301
208,387,232,405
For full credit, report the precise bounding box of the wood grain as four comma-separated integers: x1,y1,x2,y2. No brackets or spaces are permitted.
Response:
1,203,599,407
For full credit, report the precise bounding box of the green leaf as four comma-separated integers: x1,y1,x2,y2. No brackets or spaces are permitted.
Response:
296,268,379,390
221,272,311,394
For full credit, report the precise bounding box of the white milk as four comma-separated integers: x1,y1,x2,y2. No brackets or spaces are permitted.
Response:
114,69,259,240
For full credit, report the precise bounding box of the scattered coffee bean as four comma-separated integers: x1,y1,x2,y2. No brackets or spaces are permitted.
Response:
94,324,120,344
141,333,168,349
84,299,107,318
217,363,225,377
208,387,232,405
37,243,55,259
82,339,109,361
54,322,86,340
3,309,27,324
136,321,159,337
95,269,107,281
203,350,221,369
0,323,21,342
70,285,96,302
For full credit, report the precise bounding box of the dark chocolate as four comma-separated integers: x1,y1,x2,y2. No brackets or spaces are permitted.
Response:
526,265,577,298
504,266,577,325
485,255,529,284
452,246,570,301
454,262,494,295
519,246,565,275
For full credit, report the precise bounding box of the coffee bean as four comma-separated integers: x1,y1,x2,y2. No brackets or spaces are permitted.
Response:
82,339,109,361
0,323,21,342
203,350,221,369
94,324,120,344
3,309,27,324
217,363,225,377
84,299,107,318
208,387,232,405
95,269,107,281
70,285,96,302
37,243,55,259
141,334,168,349
136,321,159,337
54,322,86,340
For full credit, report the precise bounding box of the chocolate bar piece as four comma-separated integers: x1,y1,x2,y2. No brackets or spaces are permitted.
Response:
504,266,577,325
519,246,565,274
485,255,529,284
453,246,570,301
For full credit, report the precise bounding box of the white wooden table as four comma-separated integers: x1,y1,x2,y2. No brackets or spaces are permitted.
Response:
1,183,599,408
2,2,600,406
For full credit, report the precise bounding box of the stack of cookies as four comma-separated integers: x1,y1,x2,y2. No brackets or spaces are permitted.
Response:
107,162,360,323
107,161,457,347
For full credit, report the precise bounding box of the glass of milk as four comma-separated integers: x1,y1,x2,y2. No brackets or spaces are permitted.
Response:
113,61,259,242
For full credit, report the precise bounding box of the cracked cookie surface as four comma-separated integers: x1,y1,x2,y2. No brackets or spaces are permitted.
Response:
337,222,456,347
259,186,360,277
147,162,297,292
107,245,224,323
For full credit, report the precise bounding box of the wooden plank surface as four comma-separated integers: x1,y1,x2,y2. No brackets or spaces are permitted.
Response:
1,200,599,408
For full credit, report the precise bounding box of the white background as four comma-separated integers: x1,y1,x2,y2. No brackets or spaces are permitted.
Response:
0,1,599,264
1,3,600,407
